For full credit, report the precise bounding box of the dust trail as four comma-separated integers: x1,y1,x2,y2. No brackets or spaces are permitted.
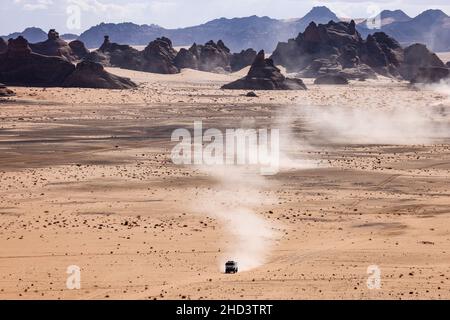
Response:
195,166,280,272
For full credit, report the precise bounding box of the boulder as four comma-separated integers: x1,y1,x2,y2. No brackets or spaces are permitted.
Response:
0,83,15,97
0,38,7,53
399,44,446,81
222,50,307,90
29,29,79,62
142,37,179,74
314,74,349,85
62,61,137,89
230,48,257,72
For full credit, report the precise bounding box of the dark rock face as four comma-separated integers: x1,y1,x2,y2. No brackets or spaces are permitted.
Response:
69,40,90,60
231,48,257,72
0,38,7,53
222,50,307,90
174,48,198,69
0,83,15,97
62,61,136,89
271,21,403,79
399,43,446,81
411,67,449,84
87,35,179,74
142,37,179,74
29,29,80,62
314,74,349,85
173,40,255,73
197,40,231,72
447,62,450,68
0,37,75,86
0,37,136,89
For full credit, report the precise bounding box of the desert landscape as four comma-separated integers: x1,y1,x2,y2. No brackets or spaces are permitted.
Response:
1,64,449,299
1,3,450,301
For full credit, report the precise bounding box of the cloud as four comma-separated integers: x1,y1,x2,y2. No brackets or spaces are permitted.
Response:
14,0,53,10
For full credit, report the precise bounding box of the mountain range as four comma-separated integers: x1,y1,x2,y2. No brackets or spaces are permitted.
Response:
2,6,450,52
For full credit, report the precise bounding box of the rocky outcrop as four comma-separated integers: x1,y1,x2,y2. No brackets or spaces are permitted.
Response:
222,50,307,90
0,38,7,53
231,48,257,72
69,40,90,60
29,29,80,62
62,61,136,89
174,40,255,73
174,48,198,69
399,43,446,81
142,37,179,74
411,67,449,84
0,36,136,89
0,83,15,97
447,62,450,68
271,21,403,79
272,20,446,81
314,74,349,85
0,37,75,86
87,36,179,74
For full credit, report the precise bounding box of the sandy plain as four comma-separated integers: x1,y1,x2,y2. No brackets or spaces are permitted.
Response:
0,66,449,300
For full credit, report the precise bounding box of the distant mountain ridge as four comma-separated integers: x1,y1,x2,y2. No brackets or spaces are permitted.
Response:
3,7,450,52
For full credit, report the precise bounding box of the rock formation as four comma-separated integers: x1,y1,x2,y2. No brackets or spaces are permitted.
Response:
142,37,179,74
69,40,90,60
87,36,179,74
271,20,446,82
174,48,198,70
29,29,81,62
0,36,75,86
314,74,349,85
174,40,255,73
411,67,449,84
62,61,136,89
222,50,307,90
0,83,15,97
231,48,257,72
0,38,7,53
447,62,450,68
0,36,136,89
398,43,446,81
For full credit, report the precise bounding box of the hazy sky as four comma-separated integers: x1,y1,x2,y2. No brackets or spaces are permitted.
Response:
1,0,450,35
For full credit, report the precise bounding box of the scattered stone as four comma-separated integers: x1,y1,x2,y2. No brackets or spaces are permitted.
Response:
0,83,15,96
245,91,258,97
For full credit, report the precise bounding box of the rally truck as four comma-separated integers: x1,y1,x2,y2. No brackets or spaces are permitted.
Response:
225,261,238,274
